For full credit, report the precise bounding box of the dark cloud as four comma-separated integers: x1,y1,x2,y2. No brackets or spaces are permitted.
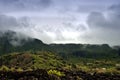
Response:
109,4,120,12
77,5,105,13
0,14,19,31
83,4,120,45
0,0,52,12
87,4,120,30
0,14,31,31
87,12,107,28
40,0,52,7
108,4,120,28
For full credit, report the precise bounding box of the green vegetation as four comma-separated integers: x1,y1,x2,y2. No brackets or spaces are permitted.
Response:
0,51,68,71
47,69,65,77
0,31,120,75
0,65,9,71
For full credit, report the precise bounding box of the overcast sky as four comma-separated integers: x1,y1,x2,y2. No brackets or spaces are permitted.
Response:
0,0,120,45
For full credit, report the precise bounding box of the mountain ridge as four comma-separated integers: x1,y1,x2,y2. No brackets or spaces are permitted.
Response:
0,30,119,59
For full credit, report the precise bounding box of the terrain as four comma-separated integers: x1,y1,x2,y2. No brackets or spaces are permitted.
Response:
0,31,120,80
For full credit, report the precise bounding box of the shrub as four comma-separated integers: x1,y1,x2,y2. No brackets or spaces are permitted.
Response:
17,68,23,72
47,69,65,77
0,65,10,71
10,67,15,71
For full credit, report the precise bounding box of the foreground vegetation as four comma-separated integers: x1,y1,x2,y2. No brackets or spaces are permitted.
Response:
0,51,120,80
0,51,68,70
0,69,120,80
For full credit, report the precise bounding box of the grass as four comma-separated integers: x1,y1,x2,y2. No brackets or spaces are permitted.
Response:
68,57,120,73
0,51,68,71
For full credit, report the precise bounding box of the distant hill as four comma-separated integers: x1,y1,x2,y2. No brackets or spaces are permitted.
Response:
0,30,119,59
0,30,47,55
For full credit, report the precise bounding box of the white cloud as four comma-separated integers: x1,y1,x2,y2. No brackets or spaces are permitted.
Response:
0,0,120,45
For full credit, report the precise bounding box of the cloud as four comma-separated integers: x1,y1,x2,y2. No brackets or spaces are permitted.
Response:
87,4,120,30
0,1,120,45
77,4,105,13
0,13,62,43
62,22,86,31
0,0,52,12
109,4,120,12
0,14,31,31
0,30,32,46
0,12,88,44
78,4,120,45
29,21,87,43
10,35,32,46
7,31,32,46
87,12,107,29
0,14,34,46
0,14,19,30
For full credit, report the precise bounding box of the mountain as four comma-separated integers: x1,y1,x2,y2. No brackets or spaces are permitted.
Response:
0,30,119,59
0,30,47,55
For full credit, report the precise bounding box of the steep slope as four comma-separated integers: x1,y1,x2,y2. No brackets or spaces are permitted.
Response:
0,30,47,55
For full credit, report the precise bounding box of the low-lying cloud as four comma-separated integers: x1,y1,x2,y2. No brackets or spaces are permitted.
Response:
0,14,33,46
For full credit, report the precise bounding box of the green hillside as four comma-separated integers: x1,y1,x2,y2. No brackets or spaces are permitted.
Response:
50,44,119,59
0,31,120,70
0,51,68,71
0,33,119,60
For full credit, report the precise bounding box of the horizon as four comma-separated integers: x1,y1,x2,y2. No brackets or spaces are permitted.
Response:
0,0,120,45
